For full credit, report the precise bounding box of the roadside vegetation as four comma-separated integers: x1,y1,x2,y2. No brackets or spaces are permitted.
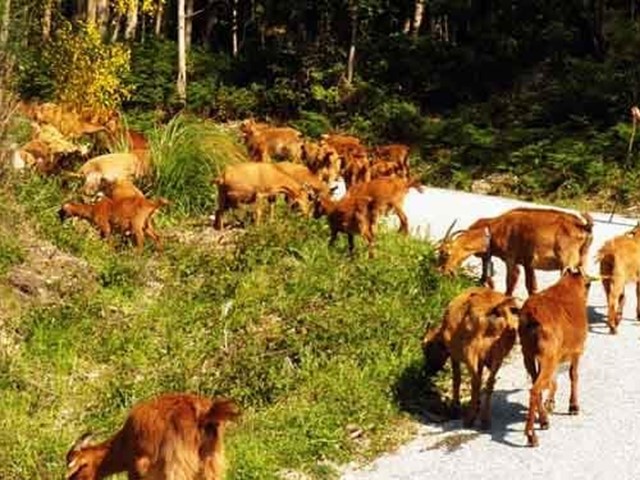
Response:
0,117,470,479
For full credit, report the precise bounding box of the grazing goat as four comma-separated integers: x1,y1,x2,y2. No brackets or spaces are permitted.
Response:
348,176,422,235
240,120,303,162
75,153,151,195
213,162,310,230
422,288,519,429
438,208,594,296
314,192,377,258
597,224,640,334
274,161,330,197
59,195,169,253
518,268,590,447
65,393,239,480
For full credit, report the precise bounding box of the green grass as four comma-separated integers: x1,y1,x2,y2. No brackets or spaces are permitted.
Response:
0,170,469,479
149,114,248,216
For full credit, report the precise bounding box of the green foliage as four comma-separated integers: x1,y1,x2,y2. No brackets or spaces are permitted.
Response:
291,111,333,138
150,114,247,215
46,20,131,112
369,99,424,143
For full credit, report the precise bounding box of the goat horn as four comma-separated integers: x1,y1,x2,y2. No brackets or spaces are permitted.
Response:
442,219,457,242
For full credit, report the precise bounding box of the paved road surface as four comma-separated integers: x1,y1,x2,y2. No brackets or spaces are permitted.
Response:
342,188,640,480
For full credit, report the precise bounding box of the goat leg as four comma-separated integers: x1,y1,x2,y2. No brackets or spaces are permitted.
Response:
451,360,462,418
568,356,580,415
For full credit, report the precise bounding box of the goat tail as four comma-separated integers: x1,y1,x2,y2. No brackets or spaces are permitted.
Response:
579,211,594,233
406,176,426,193
421,327,449,376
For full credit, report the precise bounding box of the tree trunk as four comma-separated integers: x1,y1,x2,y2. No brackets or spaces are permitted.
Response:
346,1,358,84
111,13,122,42
124,0,139,41
411,0,425,38
231,0,238,56
42,0,53,41
0,0,10,48
86,0,97,23
185,0,193,51
96,0,109,38
177,0,187,104
75,0,85,22
154,0,164,36
593,0,605,57
402,17,411,34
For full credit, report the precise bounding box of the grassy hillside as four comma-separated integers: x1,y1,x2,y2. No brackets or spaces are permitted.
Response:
0,161,469,479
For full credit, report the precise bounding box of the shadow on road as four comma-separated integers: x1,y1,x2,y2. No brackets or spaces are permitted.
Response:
393,360,528,448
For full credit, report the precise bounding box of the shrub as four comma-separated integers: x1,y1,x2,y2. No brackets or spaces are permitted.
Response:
150,114,247,215
46,20,131,113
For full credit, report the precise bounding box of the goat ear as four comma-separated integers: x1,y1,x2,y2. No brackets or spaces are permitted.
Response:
207,398,241,424
70,432,93,453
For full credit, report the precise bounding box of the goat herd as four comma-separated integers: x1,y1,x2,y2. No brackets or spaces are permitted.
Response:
8,105,640,477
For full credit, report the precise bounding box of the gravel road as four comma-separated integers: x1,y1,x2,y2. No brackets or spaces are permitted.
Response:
341,187,640,480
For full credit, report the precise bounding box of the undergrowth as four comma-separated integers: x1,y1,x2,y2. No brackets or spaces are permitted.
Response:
0,173,469,480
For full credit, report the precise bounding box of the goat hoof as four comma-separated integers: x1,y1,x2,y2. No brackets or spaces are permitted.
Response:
569,405,580,415
609,326,618,335
539,420,549,430
543,399,555,413
527,435,539,447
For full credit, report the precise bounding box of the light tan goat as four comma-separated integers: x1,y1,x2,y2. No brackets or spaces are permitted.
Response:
422,288,519,429
213,162,310,230
438,208,594,295
597,224,640,334
76,153,151,195
519,268,590,447
65,393,239,480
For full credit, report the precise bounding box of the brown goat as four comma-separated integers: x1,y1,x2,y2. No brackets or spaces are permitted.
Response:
422,288,519,429
370,144,410,178
240,120,303,162
438,208,594,296
347,176,422,235
65,393,239,480
213,162,310,230
320,134,371,188
518,268,590,447
597,225,640,334
274,161,330,197
59,195,169,253
301,141,342,183
314,192,377,258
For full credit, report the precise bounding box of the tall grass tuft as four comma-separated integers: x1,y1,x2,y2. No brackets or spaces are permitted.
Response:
150,114,247,215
